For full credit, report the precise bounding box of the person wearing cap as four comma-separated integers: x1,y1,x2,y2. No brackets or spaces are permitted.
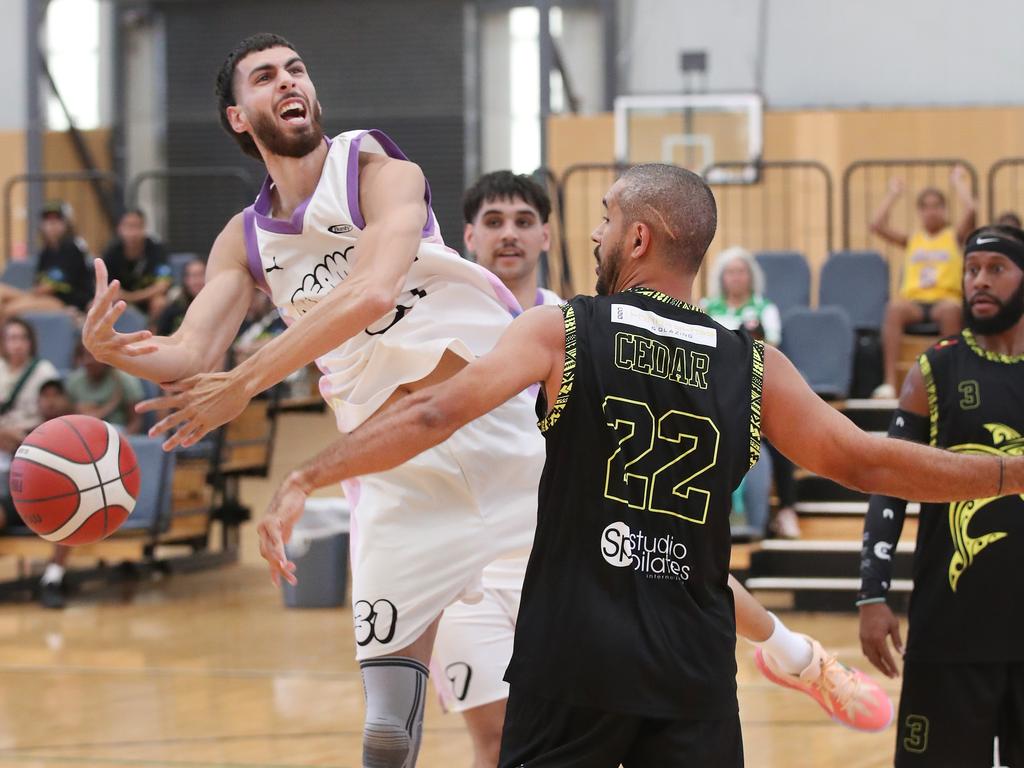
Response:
0,201,93,320
101,209,173,324
859,224,1024,766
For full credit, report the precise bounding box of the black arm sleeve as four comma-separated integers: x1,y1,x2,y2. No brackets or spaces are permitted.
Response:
857,409,930,603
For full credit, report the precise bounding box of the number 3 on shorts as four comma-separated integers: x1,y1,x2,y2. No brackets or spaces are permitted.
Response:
902,714,929,754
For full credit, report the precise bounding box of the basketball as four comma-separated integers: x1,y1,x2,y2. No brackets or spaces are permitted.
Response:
8,415,140,545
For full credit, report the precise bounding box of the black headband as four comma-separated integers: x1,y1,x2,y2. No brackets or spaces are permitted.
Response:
964,232,1024,271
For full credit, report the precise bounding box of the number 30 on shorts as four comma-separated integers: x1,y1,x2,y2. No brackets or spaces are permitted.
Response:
353,598,398,646
602,396,720,524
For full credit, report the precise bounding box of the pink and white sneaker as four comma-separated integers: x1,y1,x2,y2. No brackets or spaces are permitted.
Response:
755,635,894,732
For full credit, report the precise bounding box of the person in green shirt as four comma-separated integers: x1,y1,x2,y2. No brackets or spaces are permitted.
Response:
703,247,800,538
703,245,782,344
64,344,145,433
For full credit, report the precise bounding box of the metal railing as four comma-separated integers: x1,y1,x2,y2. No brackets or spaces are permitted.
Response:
842,158,979,253
557,162,633,294
705,160,833,261
987,158,1024,225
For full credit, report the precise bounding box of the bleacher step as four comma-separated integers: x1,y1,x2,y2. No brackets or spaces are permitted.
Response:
795,501,920,516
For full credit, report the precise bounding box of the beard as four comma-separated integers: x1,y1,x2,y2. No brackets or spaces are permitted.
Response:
594,242,624,296
965,279,1024,335
250,99,324,159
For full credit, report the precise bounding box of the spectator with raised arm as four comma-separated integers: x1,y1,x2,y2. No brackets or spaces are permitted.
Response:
869,165,977,398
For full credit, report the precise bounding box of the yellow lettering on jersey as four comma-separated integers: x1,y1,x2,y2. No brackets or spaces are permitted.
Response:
614,332,709,390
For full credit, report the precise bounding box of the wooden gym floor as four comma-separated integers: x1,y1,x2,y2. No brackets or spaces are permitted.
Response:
0,565,899,768
0,412,903,767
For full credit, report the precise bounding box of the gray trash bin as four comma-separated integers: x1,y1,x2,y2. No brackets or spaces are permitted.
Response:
282,497,350,609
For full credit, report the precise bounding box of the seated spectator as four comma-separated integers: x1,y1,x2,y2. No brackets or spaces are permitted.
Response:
0,201,93,320
996,211,1022,229
869,166,977,398
64,344,145,434
35,349,145,608
233,289,286,365
703,247,799,538
102,209,172,323
31,380,73,609
0,318,61,532
157,258,206,336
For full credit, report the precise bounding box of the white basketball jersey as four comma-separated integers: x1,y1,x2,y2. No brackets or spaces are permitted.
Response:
243,130,523,432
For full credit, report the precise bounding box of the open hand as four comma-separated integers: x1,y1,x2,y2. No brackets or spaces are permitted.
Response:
82,259,158,361
858,602,904,679
887,178,905,197
257,473,309,586
137,370,250,450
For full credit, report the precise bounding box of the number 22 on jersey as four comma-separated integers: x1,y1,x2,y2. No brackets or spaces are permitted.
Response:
602,396,720,524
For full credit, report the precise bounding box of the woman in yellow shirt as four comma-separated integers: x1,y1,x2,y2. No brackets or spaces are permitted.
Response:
869,165,977,398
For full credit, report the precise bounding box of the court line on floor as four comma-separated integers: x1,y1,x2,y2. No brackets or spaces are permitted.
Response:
0,665,360,681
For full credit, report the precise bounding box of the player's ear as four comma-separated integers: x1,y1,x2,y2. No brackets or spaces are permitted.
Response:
541,222,551,252
225,105,247,134
631,222,651,259
463,223,476,254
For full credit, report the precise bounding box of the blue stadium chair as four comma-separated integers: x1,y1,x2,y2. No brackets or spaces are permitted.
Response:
114,304,148,335
781,306,855,399
169,252,199,285
138,378,162,433
754,251,811,316
120,435,176,535
820,250,889,331
1,260,36,291
21,311,78,375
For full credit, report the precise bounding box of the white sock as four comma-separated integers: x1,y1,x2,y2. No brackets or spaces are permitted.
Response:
753,613,813,675
40,563,65,586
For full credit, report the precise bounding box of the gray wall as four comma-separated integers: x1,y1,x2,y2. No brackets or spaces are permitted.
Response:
0,0,28,131
156,0,466,255
619,0,1024,108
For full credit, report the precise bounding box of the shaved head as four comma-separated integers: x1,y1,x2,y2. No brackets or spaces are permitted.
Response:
615,164,717,273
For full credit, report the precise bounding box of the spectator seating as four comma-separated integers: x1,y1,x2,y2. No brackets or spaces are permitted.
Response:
114,304,149,335
21,311,77,375
1,260,36,291
781,306,855,399
754,251,811,316
119,436,176,535
819,251,889,331
168,252,199,285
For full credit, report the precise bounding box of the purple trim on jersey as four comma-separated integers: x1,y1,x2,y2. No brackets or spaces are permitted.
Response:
346,129,438,238
252,136,333,236
469,260,523,317
242,206,271,295
535,288,545,308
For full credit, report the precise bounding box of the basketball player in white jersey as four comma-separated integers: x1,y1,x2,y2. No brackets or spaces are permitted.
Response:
105,36,891,765
430,171,563,767
83,34,546,768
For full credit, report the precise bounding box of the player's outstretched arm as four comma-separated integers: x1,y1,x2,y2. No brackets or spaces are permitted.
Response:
257,305,566,585
761,345,1023,502
144,159,428,449
84,214,253,384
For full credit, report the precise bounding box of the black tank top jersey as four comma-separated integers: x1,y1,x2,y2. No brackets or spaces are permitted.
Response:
907,330,1024,662
505,287,763,719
